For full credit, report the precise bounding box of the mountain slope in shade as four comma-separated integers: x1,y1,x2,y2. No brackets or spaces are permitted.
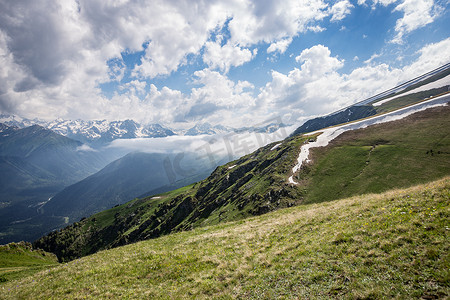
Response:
0,124,111,244
0,124,107,183
41,152,217,225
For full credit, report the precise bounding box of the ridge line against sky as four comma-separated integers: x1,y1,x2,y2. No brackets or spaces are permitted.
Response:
0,0,449,129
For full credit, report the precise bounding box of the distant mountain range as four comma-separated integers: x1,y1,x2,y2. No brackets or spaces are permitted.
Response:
0,121,226,244
0,116,288,146
0,116,176,146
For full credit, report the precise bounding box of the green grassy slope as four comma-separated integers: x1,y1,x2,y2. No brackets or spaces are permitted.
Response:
301,104,450,204
373,87,449,114
0,242,58,284
370,65,450,107
4,178,449,299
34,105,450,262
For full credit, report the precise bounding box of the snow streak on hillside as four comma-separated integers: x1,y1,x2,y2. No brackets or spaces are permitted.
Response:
373,74,450,107
289,94,450,184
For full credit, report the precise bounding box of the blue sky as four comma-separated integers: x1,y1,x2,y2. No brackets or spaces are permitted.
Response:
0,0,449,129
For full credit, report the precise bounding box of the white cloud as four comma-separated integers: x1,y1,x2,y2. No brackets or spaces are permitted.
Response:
307,25,327,33
267,38,293,54
203,41,256,73
258,39,450,125
120,80,147,97
402,37,450,78
187,69,257,125
364,53,382,64
0,0,447,132
329,0,354,22
359,0,440,43
108,126,292,165
391,0,439,44
0,0,340,123
227,0,330,46
295,45,344,78
76,144,98,152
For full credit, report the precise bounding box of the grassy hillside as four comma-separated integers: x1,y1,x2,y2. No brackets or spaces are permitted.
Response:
34,105,450,262
4,178,449,299
300,104,450,204
0,242,58,284
373,87,449,114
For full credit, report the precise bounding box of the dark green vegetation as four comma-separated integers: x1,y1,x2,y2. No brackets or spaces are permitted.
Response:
0,124,109,244
42,152,214,225
35,104,450,262
0,241,58,284
4,178,449,298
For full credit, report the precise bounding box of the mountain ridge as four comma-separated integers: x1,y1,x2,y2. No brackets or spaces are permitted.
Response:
0,116,288,146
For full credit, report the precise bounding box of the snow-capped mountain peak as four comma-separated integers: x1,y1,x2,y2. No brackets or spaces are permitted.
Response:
0,115,176,146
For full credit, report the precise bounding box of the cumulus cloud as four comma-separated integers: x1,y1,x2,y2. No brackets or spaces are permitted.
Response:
187,69,256,124
0,0,350,122
120,80,147,97
258,39,450,125
295,45,344,78
267,38,293,54
329,0,354,22
391,0,439,44
226,0,329,46
0,0,446,132
203,41,256,73
358,0,440,43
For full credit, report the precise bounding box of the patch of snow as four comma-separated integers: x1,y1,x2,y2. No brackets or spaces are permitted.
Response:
289,95,449,184
270,143,282,151
228,165,237,169
288,175,297,185
373,74,450,106
76,144,98,152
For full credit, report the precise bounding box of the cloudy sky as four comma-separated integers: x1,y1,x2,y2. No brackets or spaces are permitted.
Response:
0,0,449,129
